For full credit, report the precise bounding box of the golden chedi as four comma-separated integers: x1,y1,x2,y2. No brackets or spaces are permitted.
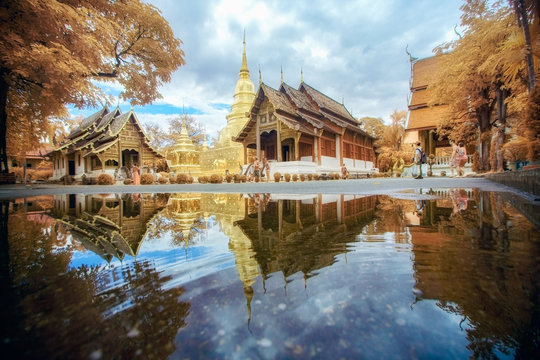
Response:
200,33,256,174
169,116,202,176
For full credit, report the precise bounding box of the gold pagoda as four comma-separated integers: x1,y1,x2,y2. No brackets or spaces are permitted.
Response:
200,33,256,174
168,116,202,176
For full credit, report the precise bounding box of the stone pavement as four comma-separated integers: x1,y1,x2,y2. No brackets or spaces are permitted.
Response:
0,176,536,202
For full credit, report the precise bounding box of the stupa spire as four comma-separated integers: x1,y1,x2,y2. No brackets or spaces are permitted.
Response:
240,29,249,77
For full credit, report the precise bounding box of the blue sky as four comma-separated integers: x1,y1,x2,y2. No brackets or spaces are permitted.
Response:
69,0,464,141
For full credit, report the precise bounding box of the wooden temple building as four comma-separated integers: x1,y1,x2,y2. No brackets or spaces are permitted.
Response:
49,107,164,182
234,77,376,177
403,55,472,176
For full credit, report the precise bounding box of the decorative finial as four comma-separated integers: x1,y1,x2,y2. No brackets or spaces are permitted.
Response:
405,45,417,63
300,67,303,83
258,64,262,85
342,95,344,105
280,65,283,84
454,24,463,39
243,28,246,45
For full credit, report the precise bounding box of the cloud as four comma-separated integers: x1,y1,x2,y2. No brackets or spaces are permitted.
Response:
69,0,464,135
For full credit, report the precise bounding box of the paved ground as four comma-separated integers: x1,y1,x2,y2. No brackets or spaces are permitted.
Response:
0,176,537,202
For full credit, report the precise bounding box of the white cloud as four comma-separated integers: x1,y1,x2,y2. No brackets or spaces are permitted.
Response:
69,0,464,135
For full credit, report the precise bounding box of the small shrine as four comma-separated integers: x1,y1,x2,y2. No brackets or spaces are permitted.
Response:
168,117,202,176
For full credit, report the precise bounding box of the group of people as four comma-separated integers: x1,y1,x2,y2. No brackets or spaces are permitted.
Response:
414,140,468,179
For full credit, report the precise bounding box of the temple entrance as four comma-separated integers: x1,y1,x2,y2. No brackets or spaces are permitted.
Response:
68,160,75,176
122,149,139,167
281,138,295,161
282,145,290,161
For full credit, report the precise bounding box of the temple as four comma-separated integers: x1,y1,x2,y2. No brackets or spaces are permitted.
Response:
199,32,256,174
403,55,472,175
49,107,164,182
234,79,376,177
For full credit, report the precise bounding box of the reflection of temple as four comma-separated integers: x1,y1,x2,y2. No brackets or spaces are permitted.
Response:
199,33,256,174
52,194,165,262
168,117,202,176
234,194,377,282
409,191,540,357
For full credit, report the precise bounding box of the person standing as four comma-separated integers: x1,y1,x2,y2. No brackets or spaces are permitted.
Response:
449,140,459,177
456,142,468,177
132,163,140,185
414,142,423,179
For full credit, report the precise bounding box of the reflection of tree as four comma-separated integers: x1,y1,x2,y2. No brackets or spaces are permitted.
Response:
412,191,540,358
2,207,190,359
363,196,412,241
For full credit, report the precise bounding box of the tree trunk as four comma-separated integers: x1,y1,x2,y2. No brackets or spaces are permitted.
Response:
515,0,536,91
494,87,507,172
477,106,492,172
0,73,9,173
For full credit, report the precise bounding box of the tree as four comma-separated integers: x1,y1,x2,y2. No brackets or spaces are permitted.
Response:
359,116,385,139
0,0,185,173
430,0,536,172
143,115,206,157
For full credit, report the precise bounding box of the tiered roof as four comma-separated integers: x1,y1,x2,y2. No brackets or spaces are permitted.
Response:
54,107,163,158
407,55,451,131
235,81,372,141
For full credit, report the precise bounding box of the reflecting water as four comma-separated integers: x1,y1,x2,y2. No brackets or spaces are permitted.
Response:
1,190,539,359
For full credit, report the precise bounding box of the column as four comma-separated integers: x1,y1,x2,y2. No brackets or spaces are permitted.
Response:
276,120,282,162
256,116,260,160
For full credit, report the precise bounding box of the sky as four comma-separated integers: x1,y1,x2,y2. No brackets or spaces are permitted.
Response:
69,0,465,142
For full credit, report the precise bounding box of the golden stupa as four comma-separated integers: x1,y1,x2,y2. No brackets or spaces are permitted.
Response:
200,33,256,174
168,116,202,176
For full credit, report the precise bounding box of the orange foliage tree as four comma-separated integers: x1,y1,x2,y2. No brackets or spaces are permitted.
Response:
430,0,539,172
0,0,185,172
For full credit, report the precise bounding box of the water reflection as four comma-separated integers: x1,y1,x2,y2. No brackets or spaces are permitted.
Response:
1,189,539,359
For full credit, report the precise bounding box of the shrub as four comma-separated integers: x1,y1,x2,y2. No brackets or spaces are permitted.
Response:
209,174,222,184
140,173,154,185
299,174,306,181
187,175,194,184
254,176,260,183
97,173,114,185
176,173,188,184
273,172,281,182
198,175,208,183
333,173,340,180
307,173,313,181
313,174,319,181
124,178,133,185
233,174,242,183
284,173,291,182
158,176,168,184
440,171,447,177
292,174,298,182
226,174,233,183
241,175,247,183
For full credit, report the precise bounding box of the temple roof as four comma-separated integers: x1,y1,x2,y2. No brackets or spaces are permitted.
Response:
407,104,451,130
235,81,373,142
53,107,163,158
406,55,451,131
411,56,440,90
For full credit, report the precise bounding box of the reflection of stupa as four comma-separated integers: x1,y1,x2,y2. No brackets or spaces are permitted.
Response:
200,33,256,174
169,116,202,176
